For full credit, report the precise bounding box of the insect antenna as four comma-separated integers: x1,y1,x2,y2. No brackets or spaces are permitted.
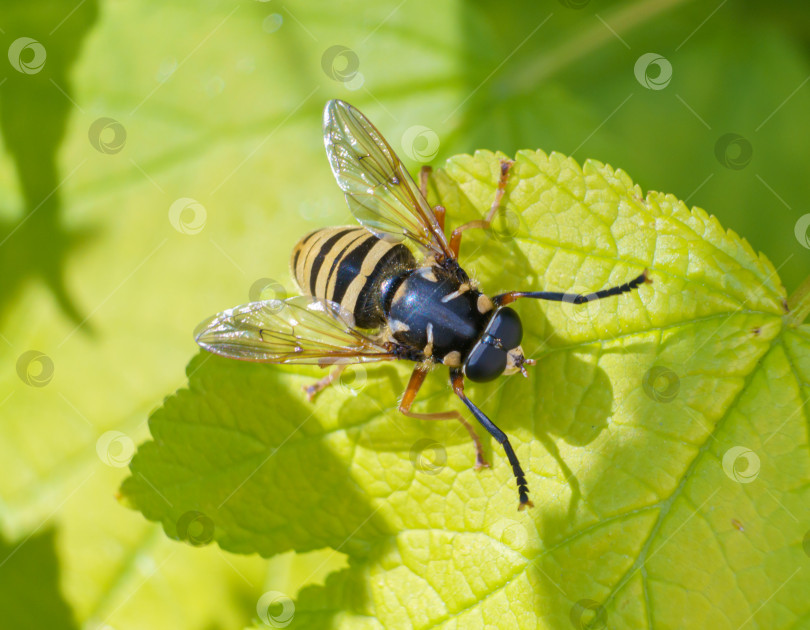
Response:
493,269,650,307
450,369,533,510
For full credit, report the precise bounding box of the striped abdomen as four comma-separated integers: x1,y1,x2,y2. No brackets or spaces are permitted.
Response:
290,226,416,329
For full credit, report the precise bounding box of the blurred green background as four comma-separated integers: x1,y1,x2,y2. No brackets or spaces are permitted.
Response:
1,0,808,628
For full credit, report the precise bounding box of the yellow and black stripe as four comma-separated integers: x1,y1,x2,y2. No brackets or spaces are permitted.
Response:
290,226,416,329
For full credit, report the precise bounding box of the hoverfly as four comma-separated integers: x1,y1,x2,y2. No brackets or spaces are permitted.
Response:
195,99,650,510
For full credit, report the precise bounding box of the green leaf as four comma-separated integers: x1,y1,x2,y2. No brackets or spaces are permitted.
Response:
0,529,79,630
122,149,810,629
5,1,810,628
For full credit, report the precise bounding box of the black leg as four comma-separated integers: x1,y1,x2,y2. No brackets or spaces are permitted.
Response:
450,368,533,510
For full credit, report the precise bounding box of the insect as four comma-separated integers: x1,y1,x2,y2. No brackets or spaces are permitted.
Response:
195,99,650,510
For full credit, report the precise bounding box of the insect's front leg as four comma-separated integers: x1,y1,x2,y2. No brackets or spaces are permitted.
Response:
448,158,513,257
398,363,489,469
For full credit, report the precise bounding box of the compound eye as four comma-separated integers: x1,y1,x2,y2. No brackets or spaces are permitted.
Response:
487,307,522,350
464,342,507,383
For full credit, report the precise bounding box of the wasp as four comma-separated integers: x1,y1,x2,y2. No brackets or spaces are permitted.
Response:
195,99,650,510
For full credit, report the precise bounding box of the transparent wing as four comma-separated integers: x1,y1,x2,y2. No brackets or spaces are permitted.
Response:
323,99,453,259
195,296,397,366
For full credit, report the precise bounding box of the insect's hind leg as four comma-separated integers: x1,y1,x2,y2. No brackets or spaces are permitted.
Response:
399,363,489,469
303,365,346,402
448,158,513,257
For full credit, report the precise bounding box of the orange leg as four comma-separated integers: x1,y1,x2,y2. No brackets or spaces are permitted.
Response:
399,364,489,469
448,158,513,257
419,165,431,198
303,365,346,402
420,165,446,232
433,205,446,233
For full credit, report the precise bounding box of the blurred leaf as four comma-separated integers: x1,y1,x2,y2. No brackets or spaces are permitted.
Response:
0,529,79,630
124,150,809,628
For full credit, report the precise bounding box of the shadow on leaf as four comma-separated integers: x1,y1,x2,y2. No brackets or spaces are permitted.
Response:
0,528,79,630
0,0,98,326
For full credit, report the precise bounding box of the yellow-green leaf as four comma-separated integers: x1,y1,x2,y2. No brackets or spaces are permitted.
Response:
123,149,809,629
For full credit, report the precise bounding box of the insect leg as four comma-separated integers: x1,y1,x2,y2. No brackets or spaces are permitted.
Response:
420,165,446,232
448,158,513,257
419,165,431,198
450,368,533,510
433,205,446,233
493,269,651,307
303,364,346,402
399,363,489,469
